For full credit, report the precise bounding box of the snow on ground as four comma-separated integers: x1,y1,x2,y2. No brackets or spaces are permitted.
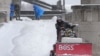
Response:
0,16,57,56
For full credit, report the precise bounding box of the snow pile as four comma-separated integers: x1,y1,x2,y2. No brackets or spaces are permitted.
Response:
0,22,25,56
0,17,57,56
12,18,57,56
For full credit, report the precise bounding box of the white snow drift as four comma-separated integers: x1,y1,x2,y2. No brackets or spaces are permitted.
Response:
0,17,57,56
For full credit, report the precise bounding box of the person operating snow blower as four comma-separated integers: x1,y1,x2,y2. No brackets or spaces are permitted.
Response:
56,18,77,42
